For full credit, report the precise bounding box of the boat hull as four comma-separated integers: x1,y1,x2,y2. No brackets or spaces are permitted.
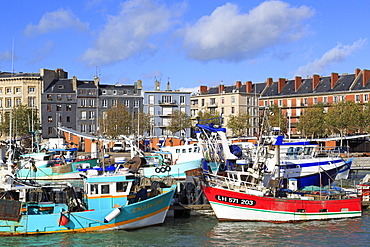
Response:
202,185,361,222
140,159,202,179
0,185,176,235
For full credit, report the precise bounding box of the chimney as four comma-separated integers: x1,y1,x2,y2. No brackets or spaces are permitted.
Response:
278,78,286,93
355,68,361,77
72,76,77,91
155,80,160,91
246,81,252,93
135,79,143,90
312,74,320,90
330,72,338,89
294,76,302,92
218,84,225,94
55,68,68,79
236,81,242,88
167,81,171,91
363,69,370,87
266,78,273,87
199,86,208,94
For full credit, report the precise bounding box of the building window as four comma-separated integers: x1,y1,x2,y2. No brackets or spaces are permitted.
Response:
201,99,205,107
231,96,235,104
304,98,308,106
81,111,87,120
162,95,172,103
47,104,52,112
124,100,129,107
278,100,282,107
355,94,360,102
149,106,154,116
0,88,3,94
365,94,369,102
88,90,95,95
89,99,95,107
47,94,52,101
29,87,35,93
231,107,235,114
210,98,216,105
48,116,53,122
66,116,71,123
0,99,2,108
149,95,154,104
221,107,224,114
113,90,117,95
89,111,95,119
57,94,62,100
66,105,72,111
134,100,139,108
102,100,107,107
81,124,86,133
66,94,72,101
112,100,118,107
48,127,53,135
264,100,268,107
221,97,225,105
6,99,11,107
6,88,11,94
89,124,95,132
15,88,21,93
56,105,62,111
15,98,21,107
102,90,107,94
80,99,86,107
180,96,185,105
29,97,35,107
323,97,328,104
313,97,318,104
334,96,338,103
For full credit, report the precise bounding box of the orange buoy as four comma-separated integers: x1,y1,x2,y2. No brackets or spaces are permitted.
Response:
59,214,69,226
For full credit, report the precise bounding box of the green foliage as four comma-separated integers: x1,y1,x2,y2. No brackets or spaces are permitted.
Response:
98,103,132,138
226,112,251,138
167,110,191,136
296,103,326,138
197,110,221,126
325,100,361,137
266,105,287,134
0,105,40,139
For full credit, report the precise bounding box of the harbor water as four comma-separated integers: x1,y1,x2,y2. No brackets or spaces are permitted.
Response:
3,209,370,246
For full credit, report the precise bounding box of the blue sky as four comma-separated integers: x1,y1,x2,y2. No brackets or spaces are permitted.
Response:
0,0,369,92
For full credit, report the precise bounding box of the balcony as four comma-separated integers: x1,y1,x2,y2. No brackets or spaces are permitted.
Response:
206,102,218,108
158,100,178,106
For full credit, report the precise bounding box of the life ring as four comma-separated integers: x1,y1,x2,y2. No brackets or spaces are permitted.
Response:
166,166,171,172
155,167,161,173
160,167,167,173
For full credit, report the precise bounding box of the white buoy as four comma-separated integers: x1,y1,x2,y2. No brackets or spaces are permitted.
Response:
104,208,122,223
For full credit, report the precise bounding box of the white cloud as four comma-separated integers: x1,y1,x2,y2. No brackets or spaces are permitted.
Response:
178,86,199,93
0,50,12,61
81,0,180,66
295,39,367,76
182,1,314,62
24,8,89,36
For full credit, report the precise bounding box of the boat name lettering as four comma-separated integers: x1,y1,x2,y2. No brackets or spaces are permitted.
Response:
132,199,163,213
215,195,256,206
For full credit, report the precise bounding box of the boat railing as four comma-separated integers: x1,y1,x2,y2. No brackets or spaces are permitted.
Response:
206,173,263,193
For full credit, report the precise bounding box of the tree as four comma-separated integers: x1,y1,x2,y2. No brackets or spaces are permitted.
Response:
167,110,192,137
0,105,40,140
325,100,361,145
98,103,132,139
361,101,370,133
132,110,152,136
226,111,251,139
296,103,326,138
197,109,221,126
264,105,287,134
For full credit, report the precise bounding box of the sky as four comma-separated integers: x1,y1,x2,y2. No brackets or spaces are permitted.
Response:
1,0,369,92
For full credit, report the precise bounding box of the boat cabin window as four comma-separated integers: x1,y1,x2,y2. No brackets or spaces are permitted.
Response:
182,149,186,153
176,149,180,153
297,209,305,213
101,184,110,194
90,184,99,195
319,209,328,212
116,182,129,193
188,148,192,153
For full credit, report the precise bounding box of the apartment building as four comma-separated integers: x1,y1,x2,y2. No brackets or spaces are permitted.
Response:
258,68,370,137
143,80,191,138
191,81,265,137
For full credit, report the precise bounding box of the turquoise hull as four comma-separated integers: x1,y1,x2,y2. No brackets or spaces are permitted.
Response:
140,159,202,179
0,184,176,235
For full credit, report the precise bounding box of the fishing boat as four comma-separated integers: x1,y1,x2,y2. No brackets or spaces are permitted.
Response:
124,142,203,180
17,147,99,180
0,164,176,235
196,123,351,189
199,132,361,222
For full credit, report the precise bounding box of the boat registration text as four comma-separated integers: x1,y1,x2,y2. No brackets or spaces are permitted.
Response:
215,195,256,206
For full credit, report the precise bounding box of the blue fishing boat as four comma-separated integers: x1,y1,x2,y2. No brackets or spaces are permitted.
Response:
0,167,176,235
17,148,99,180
